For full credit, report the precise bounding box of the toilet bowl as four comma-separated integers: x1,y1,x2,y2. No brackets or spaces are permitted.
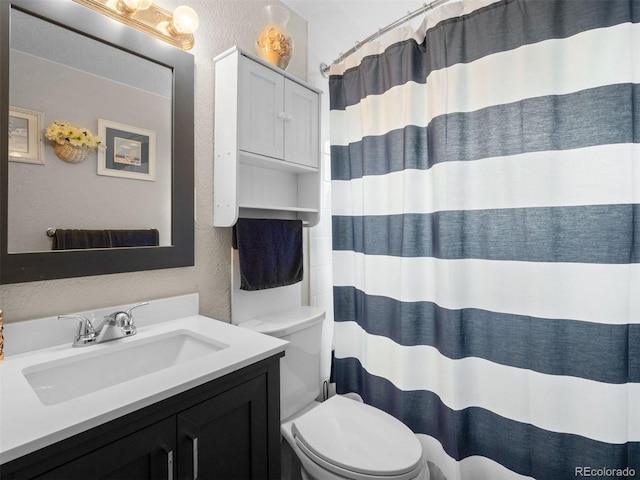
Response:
282,395,429,480
237,307,429,480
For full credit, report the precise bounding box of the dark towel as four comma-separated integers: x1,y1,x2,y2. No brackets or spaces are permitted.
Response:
52,229,159,250
108,229,160,247
53,229,110,250
233,218,303,291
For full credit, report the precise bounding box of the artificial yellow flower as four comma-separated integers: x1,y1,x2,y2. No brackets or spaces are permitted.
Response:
45,121,101,148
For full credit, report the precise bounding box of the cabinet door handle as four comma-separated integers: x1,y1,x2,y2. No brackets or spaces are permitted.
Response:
191,436,199,480
166,450,174,480
286,114,294,122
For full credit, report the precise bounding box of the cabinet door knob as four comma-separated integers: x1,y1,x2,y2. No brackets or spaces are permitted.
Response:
277,112,287,120
286,114,295,122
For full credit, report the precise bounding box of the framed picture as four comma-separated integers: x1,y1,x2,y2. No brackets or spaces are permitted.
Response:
97,119,156,181
9,107,44,164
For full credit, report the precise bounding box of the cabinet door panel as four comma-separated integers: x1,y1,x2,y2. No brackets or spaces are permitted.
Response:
177,375,269,480
284,80,319,168
33,417,176,480
239,57,285,160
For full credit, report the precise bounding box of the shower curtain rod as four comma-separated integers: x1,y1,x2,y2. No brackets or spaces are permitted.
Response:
320,0,450,76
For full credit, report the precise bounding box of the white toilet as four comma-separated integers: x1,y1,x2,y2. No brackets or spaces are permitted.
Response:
238,306,429,480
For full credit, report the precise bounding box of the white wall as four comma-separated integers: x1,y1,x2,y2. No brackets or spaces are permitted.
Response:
0,0,308,324
303,23,335,388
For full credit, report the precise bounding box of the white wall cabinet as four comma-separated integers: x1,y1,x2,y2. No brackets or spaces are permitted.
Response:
214,47,321,227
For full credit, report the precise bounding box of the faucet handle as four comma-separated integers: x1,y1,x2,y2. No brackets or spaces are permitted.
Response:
118,301,148,334
58,314,96,347
125,302,149,317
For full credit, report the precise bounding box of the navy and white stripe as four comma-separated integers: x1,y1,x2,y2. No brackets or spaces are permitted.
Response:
330,1,640,478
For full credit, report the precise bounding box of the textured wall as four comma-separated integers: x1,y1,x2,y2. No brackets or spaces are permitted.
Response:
0,0,308,324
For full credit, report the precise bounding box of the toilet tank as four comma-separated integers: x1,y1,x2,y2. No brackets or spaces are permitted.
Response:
237,306,325,420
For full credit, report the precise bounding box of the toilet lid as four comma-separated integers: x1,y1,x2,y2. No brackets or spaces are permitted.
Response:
237,306,324,338
291,395,423,479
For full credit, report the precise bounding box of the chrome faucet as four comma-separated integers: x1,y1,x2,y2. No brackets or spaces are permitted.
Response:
59,302,148,347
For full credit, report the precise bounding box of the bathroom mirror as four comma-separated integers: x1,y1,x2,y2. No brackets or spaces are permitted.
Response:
0,0,195,284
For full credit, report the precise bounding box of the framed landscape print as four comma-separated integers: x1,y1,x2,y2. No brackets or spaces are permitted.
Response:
9,107,44,164
97,119,156,181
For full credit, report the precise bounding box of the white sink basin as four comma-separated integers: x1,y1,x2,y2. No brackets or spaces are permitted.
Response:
22,330,229,406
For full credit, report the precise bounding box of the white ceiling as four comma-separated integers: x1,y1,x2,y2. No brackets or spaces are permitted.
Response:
281,0,428,73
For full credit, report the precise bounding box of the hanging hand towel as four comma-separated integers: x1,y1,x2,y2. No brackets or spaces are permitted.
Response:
52,229,159,249
108,229,159,247
52,229,111,249
233,218,303,291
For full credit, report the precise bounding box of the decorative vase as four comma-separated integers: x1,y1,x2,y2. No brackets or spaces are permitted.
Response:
53,141,91,163
255,5,293,70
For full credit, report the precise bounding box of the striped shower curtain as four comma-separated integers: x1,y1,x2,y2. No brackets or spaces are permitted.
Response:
329,1,639,479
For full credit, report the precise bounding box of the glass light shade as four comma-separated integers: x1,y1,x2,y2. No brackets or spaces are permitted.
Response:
261,5,290,26
121,0,152,11
172,5,199,34
255,5,293,70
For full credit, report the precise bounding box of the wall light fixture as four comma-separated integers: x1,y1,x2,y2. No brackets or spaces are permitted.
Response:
73,0,199,51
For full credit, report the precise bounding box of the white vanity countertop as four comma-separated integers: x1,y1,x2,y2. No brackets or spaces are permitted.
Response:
0,314,287,464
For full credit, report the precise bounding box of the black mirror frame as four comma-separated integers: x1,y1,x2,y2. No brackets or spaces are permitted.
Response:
0,0,194,284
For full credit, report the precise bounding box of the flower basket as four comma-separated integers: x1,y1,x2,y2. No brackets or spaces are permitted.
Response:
45,121,101,163
53,141,91,163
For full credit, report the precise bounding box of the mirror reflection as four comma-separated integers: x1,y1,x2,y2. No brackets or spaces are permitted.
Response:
8,9,172,253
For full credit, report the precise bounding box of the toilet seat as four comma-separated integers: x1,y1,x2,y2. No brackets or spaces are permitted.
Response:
291,395,425,480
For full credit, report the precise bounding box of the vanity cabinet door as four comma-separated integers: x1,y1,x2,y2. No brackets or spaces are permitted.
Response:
32,417,176,480
177,374,270,480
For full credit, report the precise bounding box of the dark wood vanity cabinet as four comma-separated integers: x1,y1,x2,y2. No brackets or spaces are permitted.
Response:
1,354,283,480
177,374,271,479
31,417,178,480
